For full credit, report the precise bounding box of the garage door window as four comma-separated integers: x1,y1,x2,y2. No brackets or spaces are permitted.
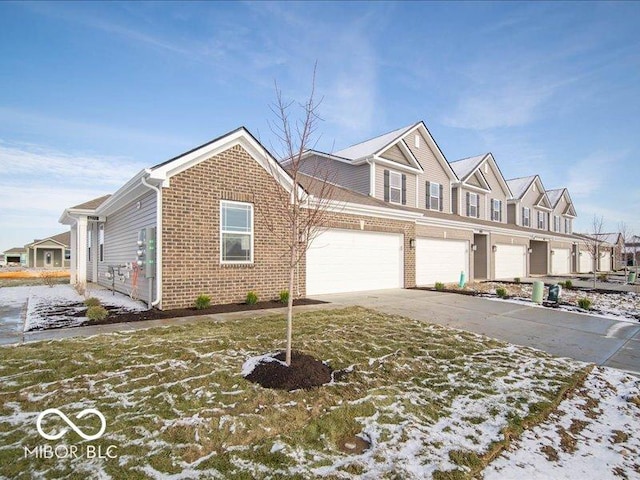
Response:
220,201,253,264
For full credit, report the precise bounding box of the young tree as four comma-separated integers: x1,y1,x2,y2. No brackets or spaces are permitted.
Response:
256,68,338,366
617,221,631,275
581,215,606,288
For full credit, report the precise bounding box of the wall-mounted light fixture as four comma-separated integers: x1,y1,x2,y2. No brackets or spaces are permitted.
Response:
409,238,416,249
551,250,555,255
471,244,477,251
527,248,533,254
492,245,498,253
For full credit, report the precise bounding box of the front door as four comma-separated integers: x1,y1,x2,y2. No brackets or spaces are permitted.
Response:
44,250,53,268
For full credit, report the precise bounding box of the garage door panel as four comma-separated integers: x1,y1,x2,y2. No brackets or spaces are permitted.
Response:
307,229,403,295
416,238,468,286
495,244,525,279
599,252,611,272
551,248,571,275
579,252,593,273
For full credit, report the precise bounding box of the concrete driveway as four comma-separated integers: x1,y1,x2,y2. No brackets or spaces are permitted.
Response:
312,289,640,375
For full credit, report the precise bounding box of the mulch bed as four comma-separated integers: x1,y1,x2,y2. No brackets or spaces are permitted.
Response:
244,350,333,391
29,298,326,331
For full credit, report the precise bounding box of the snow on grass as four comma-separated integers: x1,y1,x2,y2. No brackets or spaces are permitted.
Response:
0,307,596,479
20,284,146,331
241,352,286,376
485,366,640,479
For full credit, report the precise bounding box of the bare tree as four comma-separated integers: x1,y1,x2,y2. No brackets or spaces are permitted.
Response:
256,67,338,366
617,221,631,275
581,215,606,287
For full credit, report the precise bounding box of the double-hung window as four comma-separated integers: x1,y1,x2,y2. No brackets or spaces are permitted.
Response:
389,171,402,204
87,228,92,262
468,193,479,218
523,207,530,227
98,224,105,262
565,218,572,234
553,215,560,232
429,182,440,211
220,201,253,264
537,211,545,229
491,199,502,221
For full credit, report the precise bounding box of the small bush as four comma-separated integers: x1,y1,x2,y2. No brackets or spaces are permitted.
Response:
514,277,521,284
434,282,445,291
86,305,108,321
577,298,592,310
496,287,508,298
194,294,211,310
279,290,290,304
39,271,57,287
84,297,101,307
598,273,608,282
246,291,258,305
564,279,573,289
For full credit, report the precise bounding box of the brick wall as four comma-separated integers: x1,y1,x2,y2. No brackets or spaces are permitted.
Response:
161,144,294,309
160,144,418,309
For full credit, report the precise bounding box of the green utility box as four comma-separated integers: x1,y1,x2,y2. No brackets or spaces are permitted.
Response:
629,271,637,284
532,281,544,304
548,284,562,303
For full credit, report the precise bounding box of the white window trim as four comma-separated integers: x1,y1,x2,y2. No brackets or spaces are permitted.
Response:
98,223,105,262
220,200,254,265
389,171,402,205
414,134,420,148
468,192,478,218
87,227,92,262
523,207,530,227
429,182,440,211
554,215,560,232
492,199,501,221
537,211,545,229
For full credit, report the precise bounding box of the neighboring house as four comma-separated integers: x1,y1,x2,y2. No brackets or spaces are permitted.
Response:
574,233,618,273
24,231,71,269
3,247,26,266
0,253,4,267
61,122,590,309
624,235,640,267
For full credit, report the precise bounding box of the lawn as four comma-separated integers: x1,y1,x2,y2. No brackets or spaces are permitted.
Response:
0,307,590,479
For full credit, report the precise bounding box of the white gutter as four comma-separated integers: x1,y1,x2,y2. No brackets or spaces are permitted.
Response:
141,173,162,308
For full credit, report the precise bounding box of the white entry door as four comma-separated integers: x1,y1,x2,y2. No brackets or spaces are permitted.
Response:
416,238,469,286
306,229,403,295
551,248,571,275
494,244,526,279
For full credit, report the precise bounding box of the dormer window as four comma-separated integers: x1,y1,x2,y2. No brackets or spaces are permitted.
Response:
537,211,545,229
491,199,502,221
384,169,406,205
565,218,572,234
522,207,530,227
553,215,560,232
466,192,479,218
426,181,442,211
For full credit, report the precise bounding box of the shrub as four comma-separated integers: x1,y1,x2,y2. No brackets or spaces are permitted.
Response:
514,277,521,284
434,282,445,291
84,297,101,307
86,305,108,321
194,294,211,310
564,279,573,289
598,273,608,282
246,291,258,305
279,290,290,304
39,271,57,287
496,287,508,298
577,298,592,310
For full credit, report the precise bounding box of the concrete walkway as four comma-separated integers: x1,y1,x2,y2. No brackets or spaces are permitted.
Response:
312,289,640,375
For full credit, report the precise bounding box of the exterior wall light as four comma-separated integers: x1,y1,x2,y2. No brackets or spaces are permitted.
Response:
527,248,533,254
492,245,498,253
471,244,477,251
409,238,416,249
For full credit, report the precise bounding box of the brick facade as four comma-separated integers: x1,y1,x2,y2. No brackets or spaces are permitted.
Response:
161,145,295,309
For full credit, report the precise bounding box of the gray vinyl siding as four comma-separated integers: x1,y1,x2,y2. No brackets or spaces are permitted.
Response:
375,166,416,207
554,196,570,233
97,191,157,304
482,162,509,224
299,155,369,195
520,180,547,230
404,131,452,212
459,188,487,220
379,144,411,166
507,203,516,224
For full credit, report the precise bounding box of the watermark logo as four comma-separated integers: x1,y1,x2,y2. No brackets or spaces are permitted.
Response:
36,408,106,441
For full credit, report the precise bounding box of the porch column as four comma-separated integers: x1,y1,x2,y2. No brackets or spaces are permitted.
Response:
76,216,88,289
33,246,38,268
70,225,77,284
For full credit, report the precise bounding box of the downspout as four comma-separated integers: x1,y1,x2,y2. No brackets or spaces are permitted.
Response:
141,174,162,308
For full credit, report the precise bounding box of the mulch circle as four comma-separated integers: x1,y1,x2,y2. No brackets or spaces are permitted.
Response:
244,350,333,391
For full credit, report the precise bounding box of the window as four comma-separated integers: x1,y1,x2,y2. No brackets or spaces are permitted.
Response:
221,201,253,263
522,207,530,227
565,218,572,234
491,199,502,221
87,228,92,261
98,224,105,262
467,192,479,218
389,171,402,204
553,215,560,232
429,182,441,211
414,134,420,148
537,211,545,229
65,249,71,261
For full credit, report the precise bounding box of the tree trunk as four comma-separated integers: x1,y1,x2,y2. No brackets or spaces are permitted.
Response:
285,216,297,366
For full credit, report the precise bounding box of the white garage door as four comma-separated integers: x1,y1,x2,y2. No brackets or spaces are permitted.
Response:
551,248,571,275
599,251,611,272
494,244,526,279
306,229,403,295
579,251,593,273
416,238,468,286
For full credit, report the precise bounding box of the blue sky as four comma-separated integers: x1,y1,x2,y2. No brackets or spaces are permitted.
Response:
1,1,639,252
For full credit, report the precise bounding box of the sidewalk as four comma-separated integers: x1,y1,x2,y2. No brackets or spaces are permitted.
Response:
525,276,639,293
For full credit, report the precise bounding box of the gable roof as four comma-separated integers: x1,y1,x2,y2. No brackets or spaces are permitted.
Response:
507,175,537,200
450,154,486,181
4,247,25,254
27,231,71,248
546,188,564,207
71,195,112,211
333,124,416,161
